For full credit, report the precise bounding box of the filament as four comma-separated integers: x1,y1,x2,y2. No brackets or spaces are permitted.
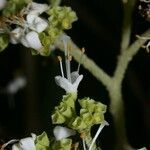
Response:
89,121,108,150
82,139,86,150
58,56,64,78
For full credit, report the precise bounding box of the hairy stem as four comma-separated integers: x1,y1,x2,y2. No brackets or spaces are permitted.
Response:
121,0,136,51
114,29,150,84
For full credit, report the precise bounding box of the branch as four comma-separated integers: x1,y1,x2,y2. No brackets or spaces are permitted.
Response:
113,28,150,85
121,0,137,51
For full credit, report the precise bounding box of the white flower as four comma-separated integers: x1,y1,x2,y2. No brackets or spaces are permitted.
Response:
0,0,6,10
55,35,83,93
24,31,43,50
1,134,36,150
12,136,36,150
26,14,48,33
53,126,76,141
10,2,48,51
55,71,83,93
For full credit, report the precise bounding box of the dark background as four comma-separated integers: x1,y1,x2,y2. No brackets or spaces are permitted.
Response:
0,0,150,149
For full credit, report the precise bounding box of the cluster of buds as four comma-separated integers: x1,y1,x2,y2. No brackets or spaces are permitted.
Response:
0,0,77,56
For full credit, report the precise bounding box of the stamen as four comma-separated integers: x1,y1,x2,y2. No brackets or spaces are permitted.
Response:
77,47,85,73
58,56,64,78
89,121,109,150
65,43,71,82
82,139,86,150
63,37,71,81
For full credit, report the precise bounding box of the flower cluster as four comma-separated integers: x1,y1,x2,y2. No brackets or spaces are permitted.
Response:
51,35,108,149
9,2,49,54
0,2,108,150
0,0,77,56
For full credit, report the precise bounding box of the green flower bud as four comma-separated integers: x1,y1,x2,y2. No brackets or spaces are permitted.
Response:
71,117,87,131
52,138,72,150
93,112,104,124
35,132,50,150
52,111,66,124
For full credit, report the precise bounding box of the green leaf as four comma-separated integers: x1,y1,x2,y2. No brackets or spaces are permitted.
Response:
35,132,50,150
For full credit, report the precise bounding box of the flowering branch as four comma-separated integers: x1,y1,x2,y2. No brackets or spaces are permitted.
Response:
56,28,150,150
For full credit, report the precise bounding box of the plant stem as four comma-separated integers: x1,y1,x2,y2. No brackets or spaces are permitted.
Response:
121,0,136,51
56,29,150,149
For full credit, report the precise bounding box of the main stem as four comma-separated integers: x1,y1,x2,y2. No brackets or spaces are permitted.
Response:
108,81,135,150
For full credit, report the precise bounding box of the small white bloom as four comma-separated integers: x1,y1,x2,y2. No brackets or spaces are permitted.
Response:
55,71,83,93
24,31,43,50
1,134,36,150
27,2,49,15
26,14,48,33
12,134,36,150
0,0,6,10
9,2,48,51
55,35,83,93
53,126,76,140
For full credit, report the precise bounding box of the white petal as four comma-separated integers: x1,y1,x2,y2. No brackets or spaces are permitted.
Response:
26,14,37,25
72,75,83,90
28,2,48,15
19,137,36,150
55,74,83,93
21,36,30,48
27,15,48,32
53,126,76,141
34,19,48,33
12,144,20,150
71,71,80,84
25,31,43,50
10,27,23,44
55,76,73,93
